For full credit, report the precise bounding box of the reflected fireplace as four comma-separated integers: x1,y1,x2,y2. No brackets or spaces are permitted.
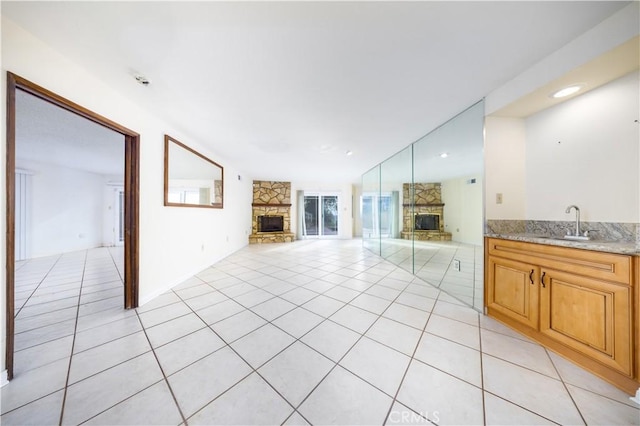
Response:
401,182,451,241
258,215,284,233
415,214,439,231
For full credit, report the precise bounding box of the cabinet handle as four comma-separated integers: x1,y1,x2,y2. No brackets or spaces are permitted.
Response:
529,269,534,285
541,271,546,288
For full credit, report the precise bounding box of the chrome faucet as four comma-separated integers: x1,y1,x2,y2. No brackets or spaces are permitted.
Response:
564,205,590,240
565,205,580,236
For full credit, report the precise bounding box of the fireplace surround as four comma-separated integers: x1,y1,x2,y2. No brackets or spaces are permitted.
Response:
249,181,295,244
401,183,452,241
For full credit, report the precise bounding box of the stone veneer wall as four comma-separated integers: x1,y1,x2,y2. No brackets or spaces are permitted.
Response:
401,183,452,241
249,181,295,244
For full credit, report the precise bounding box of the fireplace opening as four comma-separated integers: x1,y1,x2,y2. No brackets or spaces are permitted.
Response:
258,215,284,233
415,214,439,231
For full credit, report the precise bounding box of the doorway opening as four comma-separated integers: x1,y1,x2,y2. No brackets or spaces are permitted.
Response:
5,72,140,381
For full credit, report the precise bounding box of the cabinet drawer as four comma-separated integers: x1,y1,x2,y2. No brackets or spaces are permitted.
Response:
487,238,632,285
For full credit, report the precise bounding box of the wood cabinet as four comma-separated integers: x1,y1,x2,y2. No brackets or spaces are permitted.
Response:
539,268,631,375
485,237,638,394
487,256,539,329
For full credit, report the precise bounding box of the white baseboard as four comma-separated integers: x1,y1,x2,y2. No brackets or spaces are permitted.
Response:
137,259,222,307
137,281,177,307
1,370,9,387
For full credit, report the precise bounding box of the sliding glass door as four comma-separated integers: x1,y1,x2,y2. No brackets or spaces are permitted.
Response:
303,194,339,237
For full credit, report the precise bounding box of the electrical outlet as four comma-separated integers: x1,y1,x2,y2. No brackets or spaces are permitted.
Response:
453,259,461,271
496,193,503,204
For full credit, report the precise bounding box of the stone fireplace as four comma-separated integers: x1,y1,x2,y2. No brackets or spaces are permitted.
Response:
401,183,452,241
249,181,295,244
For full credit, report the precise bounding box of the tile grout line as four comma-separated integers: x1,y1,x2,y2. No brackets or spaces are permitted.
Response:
133,308,189,426
382,288,441,426
57,249,89,426
14,253,64,318
478,310,487,426
544,347,588,425
276,265,413,422
169,253,403,424
169,289,302,425
11,240,628,425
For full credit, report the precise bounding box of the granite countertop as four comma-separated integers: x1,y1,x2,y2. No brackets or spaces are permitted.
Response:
485,233,639,255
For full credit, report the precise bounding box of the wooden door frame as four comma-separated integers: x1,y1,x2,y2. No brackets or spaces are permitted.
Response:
5,72,140,380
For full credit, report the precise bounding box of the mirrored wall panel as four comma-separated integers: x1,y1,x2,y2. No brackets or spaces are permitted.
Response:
413,101,484,309
361,100,485,311
361,165,381,254
380,145,413,272
164,135,224,208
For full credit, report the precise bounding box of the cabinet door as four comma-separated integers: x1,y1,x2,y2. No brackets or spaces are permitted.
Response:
539,269,632,376
487,256,539,329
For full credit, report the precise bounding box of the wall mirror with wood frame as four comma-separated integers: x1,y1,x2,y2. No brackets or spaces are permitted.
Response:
164,135,224,208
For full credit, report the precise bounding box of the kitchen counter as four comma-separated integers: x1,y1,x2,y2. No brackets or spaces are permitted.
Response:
485,233,639,255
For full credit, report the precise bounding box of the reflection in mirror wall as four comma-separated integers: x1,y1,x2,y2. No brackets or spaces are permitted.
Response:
164,135,224,208
361,165,381,255
361,100,485,311
380,145,413,272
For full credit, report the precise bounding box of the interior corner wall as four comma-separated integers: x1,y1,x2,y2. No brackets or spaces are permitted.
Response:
525,71,639,222
484,116,527,220
1,13,253,327
17,159,106,257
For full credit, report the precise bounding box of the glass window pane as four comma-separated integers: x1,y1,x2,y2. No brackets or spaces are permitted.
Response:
322,196,338,236
304,196,319,236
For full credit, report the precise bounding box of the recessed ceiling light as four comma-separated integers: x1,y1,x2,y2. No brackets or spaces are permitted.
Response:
440,153,448,158
346,150,353,156
550,84,583,99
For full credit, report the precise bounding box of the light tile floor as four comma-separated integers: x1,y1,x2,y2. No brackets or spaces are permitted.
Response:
375,238,483,308
2,240,639,425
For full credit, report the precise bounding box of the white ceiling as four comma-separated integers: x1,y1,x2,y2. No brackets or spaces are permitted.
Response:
2,1,629,183
15,90,124,176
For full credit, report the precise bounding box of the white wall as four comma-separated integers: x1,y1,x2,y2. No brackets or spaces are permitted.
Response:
484,117,527,220
525,71,639,222
442,175,484,245
291,182,353,239
1,16,254,374
484,2,639,225
17,159,107,257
